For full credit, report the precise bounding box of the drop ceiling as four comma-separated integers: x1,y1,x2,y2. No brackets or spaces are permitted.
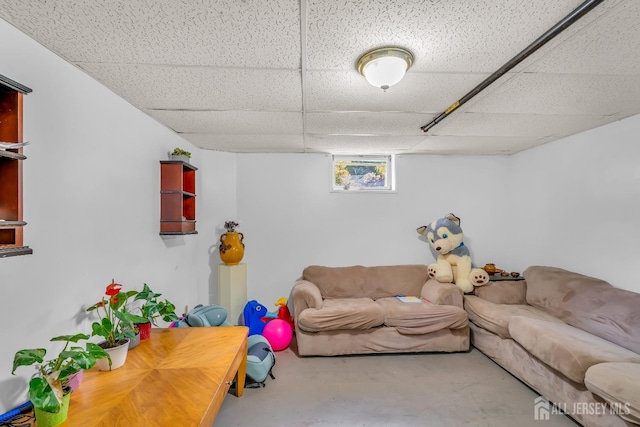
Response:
1,0,639,155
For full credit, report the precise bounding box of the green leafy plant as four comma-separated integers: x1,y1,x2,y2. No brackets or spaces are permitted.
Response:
117,318,140,342
12,333,110,413
87,280,148,348
133,283,178,326
171,147,191,157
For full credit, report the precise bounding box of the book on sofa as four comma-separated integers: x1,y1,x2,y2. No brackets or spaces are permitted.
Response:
395,295,424,303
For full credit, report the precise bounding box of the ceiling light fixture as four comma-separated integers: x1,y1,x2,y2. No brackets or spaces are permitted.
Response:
357,47,414,91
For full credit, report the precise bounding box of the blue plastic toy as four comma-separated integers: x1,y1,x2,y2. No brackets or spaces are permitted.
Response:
243,299,269,336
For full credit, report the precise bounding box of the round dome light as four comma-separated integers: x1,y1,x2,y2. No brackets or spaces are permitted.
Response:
357,47,414,91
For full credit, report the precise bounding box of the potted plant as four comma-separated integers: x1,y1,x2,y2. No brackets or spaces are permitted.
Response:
86,280,147,370
170,147,191,163
118,320,142,350
133,283,179,340
12,333,110,427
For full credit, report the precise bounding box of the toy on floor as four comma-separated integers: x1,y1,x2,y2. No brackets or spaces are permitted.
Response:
242,298,294,350
177,304,231,327
177,304,277,388
417,213,489,293
262,318,293,351
243,300,270,336
274,297,295,330
245,334,277,387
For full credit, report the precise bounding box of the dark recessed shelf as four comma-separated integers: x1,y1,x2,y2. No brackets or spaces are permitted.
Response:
0,221,27,227
0,150,26,160
0,246,33,258
0,74,31,256
160,161,197,235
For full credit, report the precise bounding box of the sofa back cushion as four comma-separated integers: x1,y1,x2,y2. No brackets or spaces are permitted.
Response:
524,266,640,354
302,265,429,300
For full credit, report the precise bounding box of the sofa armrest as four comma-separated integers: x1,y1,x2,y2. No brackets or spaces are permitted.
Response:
291,280,323,320
421,279,464,308
472,280,527,304
585,362,640,424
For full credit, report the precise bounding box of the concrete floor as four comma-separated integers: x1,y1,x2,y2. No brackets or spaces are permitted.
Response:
215,341,579,427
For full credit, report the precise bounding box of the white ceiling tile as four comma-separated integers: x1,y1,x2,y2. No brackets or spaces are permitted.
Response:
524,0,640,75
306,71,491,113
1,0,639,155
305,134,425,154
407,136,553,155
433,112,612,138
509,0,624,74
306,0,583,72
306,112,430,135
79,63,302,111
182,134,305,152
467,74,640,116
0,0,301,68
146,110,303,134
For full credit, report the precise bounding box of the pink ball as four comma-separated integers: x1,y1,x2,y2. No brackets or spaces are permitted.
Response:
262,319,293,351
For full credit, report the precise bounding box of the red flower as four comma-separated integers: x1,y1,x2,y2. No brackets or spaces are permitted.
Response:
110,296,119,305
105,281,122,296
93,301,105,308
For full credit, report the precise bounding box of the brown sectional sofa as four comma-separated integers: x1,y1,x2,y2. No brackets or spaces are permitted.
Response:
465,266,640,427
291,265,470,356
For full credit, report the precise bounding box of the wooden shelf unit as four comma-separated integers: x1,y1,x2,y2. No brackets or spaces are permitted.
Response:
160,160,197,235
0,74,32,257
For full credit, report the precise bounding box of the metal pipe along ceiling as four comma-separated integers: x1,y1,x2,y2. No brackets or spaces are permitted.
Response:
420,0,606,133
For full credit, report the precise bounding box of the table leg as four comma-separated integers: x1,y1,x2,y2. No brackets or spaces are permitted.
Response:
235,339,247,397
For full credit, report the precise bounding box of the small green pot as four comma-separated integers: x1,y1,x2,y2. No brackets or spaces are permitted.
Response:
34,391,71,427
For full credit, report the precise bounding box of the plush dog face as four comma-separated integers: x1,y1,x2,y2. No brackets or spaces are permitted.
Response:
417,214,464,255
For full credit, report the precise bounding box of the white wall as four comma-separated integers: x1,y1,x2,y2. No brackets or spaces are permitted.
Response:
198,149,238,304
236,118,640,305
509,116,640,292
0,20,235,413
236,153,509,305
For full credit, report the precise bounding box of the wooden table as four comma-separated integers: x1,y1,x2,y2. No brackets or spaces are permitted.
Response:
62,327,248,426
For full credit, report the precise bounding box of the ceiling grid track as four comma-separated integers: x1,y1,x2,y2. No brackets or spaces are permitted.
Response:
300,0,309,152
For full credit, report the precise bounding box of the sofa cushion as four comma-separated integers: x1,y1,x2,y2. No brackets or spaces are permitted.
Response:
472,280,527,305
422,279,464,307
524,266,640,354
302,265,429,300
375,297,467,334
509,317,640,384
585,362,640,424
464,295,565,339
296,298,384,332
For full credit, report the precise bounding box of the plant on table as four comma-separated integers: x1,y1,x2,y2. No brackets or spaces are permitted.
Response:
12,333,110,414
87,280,148,350
133,283,179,327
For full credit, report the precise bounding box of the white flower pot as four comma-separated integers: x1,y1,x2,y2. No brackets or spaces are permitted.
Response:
96,339,130,371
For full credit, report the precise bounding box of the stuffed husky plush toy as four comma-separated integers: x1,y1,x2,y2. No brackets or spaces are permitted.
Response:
417,213,489,293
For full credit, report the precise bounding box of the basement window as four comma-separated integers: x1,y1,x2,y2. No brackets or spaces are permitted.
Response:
331,155,394,192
